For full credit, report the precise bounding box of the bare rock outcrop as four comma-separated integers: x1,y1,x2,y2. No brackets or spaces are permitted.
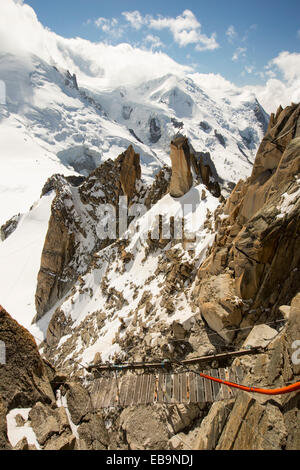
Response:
35,145,142,320
0,306,55,410
29,402,76,450
116,145,141,200
191,150,221,197
0,396,11,450
194,103,300,336
193,292,300,450
0,214,21,241
35,200,76,320
169,136,193,198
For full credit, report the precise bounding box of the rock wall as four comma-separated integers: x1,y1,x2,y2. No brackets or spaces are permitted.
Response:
0,306,109,450
0,306,55,411
35,145,143,320
169,136,193,198
194,293,300,450
193,103,300,339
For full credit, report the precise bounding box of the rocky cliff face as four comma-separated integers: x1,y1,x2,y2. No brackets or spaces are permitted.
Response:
194,293,300,450
35,145,144,320
193,103,300,340
0,306,54,411
169,136,193,198
0,305,110,450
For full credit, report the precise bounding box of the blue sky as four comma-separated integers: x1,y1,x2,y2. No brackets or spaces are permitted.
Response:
23,0,300,86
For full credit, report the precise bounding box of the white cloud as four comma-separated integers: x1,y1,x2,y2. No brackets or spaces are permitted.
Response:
94,17,123,38
270,51,300,83
298,30,300,38
245,65,255,74
232,47,247,62
122,11,145,30
247,51,300,113
0,1,191,89
146,10,219,51
226,25,237,43
143,34,164,50
1,2,299,117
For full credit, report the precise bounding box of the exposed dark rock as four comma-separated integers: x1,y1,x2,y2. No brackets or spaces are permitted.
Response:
0,396,11,450
171,118,184,129
122,105,133,120
0,214,21,241
214,130,226,147
149,117,161,143
29,402,75,450
35,145,142,320
0,306,55,410
77,412,109,450
129,128,144,144
191,150,221,198
169,136,193,198
65,382,91,425
195,102,300,336
199,121,212,133
65,71,79,91
145,166,172,209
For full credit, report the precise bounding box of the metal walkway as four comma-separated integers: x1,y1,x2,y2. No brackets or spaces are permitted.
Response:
89,366,244,409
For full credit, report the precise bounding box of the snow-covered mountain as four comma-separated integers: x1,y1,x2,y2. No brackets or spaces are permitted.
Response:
0,49,268,226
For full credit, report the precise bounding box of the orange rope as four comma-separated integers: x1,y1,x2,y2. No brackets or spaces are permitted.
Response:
200,371,300,396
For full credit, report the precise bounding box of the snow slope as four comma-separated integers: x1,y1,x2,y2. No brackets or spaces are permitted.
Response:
0,192,54,329
39,184,219,369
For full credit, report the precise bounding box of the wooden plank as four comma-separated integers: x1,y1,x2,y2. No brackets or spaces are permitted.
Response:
119,376,129,407
181,373,188,404
115,375,122,406
173,374,180,403
103,378,114,407
146,374,156,404
129,375,138,406
154,375,159,403
102,379,114,408
133,375,142,406
90,378,101,409
139,374,149,405
210,369,221,401
111,378,119,407
203,370,213,402
124,375,135,406
157,374,165,403
178,374,182,403
165,374,172,403
89,378,98,409
144,375,151,404
108,378,118,407
189,373,197,404
104,379,115,407
99,378,111,408
196,375,205,403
